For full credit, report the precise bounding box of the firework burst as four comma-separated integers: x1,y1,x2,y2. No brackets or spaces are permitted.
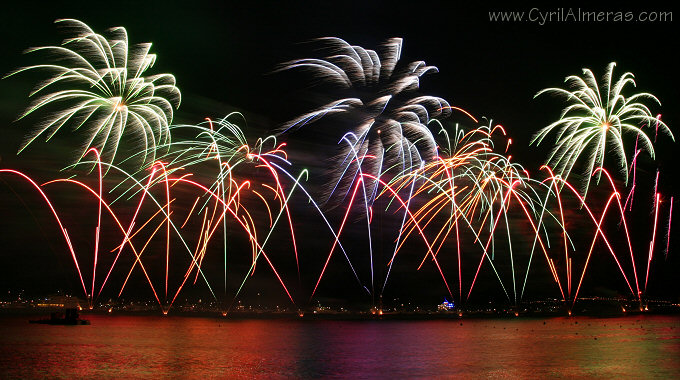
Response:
533,62,672,197
5,19,181,167
279,37,451,207
380,120,546,304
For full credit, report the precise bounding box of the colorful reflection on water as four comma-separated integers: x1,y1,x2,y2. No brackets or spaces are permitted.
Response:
1,314,678,378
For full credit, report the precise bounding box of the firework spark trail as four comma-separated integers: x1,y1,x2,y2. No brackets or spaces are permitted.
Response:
183,147,311,305
655,114,662,142
501,187,518,305
335,132,388,302
667,197,674,258
118,211,173,302
1,137,673,310
337,117,464,302
109,116,371,310
367,173,452,298
311,176,365,299
382,160,422,294
55,161,229,309
523,166,640,302
521,171,557,301
112,117,304,306
139,160,174,301
623,136,641,212
0,169,88,297
163,178,282,306
158,176,294,305
645,192,661,292
377,122,539,303
596,168,640,297
256,153,301,281
271,161,363,288
381,118,664,307
553,172,570,298
91,148,103,306
40,176,164,306
230,170,309,306
507,181,570,301
48,163,211,307
542,169,640,305
96,164,160,299
572,192,620,307
467,183,514,301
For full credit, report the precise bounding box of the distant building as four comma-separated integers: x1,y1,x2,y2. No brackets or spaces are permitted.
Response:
36,294,83,309
438,299,455,311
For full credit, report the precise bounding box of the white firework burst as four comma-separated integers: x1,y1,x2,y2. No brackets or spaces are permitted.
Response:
6,18,181,167
280,37,451,206
533,62,673,196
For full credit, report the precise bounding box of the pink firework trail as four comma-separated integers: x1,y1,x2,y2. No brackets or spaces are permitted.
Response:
666,197,673,259
645,193,661,292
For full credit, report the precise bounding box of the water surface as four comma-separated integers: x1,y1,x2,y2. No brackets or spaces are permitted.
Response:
1,314,678,378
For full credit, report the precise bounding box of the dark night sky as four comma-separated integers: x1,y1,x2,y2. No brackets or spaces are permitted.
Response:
0,1,678,308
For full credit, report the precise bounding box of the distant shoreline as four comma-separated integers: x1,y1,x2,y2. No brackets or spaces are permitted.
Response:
2,307,679,321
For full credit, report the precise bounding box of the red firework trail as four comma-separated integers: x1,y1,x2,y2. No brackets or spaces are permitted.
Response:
667,197,673,258
645,193,661,292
